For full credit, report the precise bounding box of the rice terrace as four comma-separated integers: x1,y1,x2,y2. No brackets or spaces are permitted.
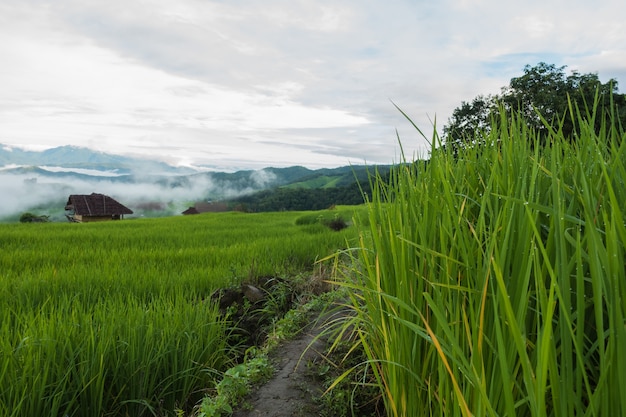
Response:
0,208,362,416
2,63,626,417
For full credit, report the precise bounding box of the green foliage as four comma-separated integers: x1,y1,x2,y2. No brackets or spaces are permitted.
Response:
325,217,348,231
199,288,344,416
1,294,229,417
503,63,624,138
441,94,496,146
225,167,388,212
282,166,390,190
311,337,384,417
444,62,626,149
19,212,50,223
0,210,356,416
228,184,368,211
295,206,368,232
199,350,273,417
283,174,343,189
337,104,626,416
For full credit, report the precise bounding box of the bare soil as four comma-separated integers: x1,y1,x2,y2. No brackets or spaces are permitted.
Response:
231,309,345,417
211,277,380,417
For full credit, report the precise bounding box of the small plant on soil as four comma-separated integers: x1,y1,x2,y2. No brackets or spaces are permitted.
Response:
198,348,272,417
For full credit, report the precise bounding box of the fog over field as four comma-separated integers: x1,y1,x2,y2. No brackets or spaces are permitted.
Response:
0,167,279,220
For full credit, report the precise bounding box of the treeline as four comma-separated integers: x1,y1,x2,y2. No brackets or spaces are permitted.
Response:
221,166,398,212
226,179,372,211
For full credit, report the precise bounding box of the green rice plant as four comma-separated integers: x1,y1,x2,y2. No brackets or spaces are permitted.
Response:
335,105,626,416
0,211,355,306
0,293,230,417
0,209,357,416
295,205,368,227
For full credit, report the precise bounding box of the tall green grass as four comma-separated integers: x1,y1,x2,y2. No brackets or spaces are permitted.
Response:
0,210,356,416
340,110,626,416
0,294,228,417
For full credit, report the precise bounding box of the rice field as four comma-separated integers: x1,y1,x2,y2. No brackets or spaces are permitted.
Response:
0,209,360,416
5,103,625,417
339,108,626,416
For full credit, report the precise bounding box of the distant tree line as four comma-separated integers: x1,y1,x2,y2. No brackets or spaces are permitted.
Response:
443,62,626,150
226,179,373,212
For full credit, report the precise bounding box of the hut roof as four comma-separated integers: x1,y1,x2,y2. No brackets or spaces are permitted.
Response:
182,206,199,215
65,193,133,216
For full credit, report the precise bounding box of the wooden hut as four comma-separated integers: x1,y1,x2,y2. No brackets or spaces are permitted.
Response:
65,193,133,222
182,201,228,215
182,206,200,215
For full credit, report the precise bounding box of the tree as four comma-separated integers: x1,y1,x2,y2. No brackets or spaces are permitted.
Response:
20,212,50,223
443,62,626,149
501,63,569,135
442,95,497,151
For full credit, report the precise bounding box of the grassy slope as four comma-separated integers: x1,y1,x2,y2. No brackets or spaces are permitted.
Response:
282,175,343,189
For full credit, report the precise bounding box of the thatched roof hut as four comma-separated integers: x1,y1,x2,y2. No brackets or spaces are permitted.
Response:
65,193,133,222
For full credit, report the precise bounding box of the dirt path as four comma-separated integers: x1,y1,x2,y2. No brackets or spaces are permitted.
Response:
231,311,340,417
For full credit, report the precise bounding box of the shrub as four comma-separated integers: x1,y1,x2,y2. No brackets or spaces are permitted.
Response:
324,217,348,231
19,212,50,223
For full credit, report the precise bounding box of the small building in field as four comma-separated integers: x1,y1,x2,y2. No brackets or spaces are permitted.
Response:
182,206,200,215
65,193,133,222
182,201,229,215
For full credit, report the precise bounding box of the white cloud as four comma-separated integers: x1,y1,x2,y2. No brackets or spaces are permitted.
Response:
0,0,624,170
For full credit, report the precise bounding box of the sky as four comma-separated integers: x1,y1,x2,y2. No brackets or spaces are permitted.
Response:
1,0,625,171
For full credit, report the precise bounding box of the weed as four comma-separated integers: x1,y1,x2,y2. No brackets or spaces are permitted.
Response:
199,350,273,417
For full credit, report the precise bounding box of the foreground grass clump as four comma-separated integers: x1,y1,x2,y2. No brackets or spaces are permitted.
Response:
339,111,626,416
296,206,367,232
0,209,357,416
1,294,227,417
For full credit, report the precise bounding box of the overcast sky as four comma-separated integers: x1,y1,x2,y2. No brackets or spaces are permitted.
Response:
1,0,625,170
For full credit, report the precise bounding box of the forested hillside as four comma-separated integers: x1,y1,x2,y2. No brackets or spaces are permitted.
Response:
224,165,392,211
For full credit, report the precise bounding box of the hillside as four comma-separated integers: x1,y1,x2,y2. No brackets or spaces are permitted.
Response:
223,167,387,212
0,143,391,221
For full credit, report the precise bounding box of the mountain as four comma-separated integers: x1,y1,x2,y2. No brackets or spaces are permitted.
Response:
0,143,391,222
0,143,381,193
0,144,193,175
222,165,390,212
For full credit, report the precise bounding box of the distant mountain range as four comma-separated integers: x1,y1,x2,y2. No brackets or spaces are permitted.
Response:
0,144,192,175
0,143,382,182
0,144,390,221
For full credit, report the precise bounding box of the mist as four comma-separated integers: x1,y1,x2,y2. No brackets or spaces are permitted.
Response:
0,169,276,221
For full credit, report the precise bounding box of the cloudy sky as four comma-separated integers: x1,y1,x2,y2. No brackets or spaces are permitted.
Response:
1,0,624,170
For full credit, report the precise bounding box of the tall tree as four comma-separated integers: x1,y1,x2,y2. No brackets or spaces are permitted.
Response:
501,63,570,135
443,62,625,149
442,95,496,151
